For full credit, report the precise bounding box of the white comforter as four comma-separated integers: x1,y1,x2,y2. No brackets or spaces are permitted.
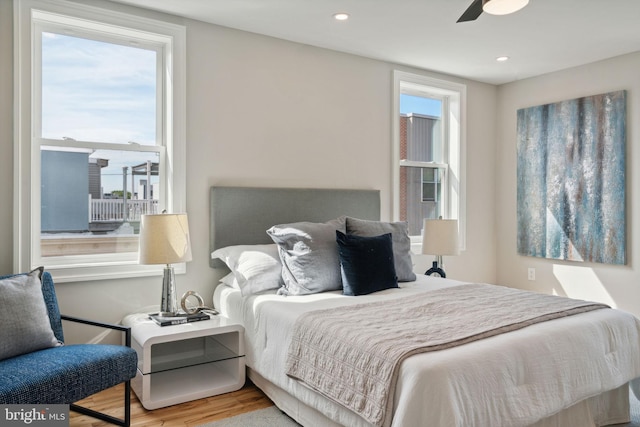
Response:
214,276,640,427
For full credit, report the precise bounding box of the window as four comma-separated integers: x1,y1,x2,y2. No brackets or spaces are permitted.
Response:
421,168,441,203
392,71,466,247
15,0,186,281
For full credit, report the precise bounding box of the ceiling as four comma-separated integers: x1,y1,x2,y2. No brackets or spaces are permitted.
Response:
111,0,640,85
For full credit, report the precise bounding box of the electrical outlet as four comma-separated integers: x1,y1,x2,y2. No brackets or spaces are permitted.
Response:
527,268,536,281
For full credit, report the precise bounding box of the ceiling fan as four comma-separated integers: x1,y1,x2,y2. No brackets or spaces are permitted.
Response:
457,0,529,23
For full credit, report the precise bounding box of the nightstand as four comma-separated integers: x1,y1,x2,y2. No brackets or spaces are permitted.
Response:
123,313,245,410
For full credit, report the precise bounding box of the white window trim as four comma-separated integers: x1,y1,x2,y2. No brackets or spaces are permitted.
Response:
392,70,467,251
14,0,187,282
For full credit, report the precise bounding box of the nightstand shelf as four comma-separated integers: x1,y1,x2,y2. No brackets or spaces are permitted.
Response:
124,314,245,410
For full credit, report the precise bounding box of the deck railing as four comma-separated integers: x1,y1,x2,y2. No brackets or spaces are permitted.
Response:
90,197,159,222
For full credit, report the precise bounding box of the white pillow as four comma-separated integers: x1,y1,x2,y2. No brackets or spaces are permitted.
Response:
219,272,239,289
211,244,283,296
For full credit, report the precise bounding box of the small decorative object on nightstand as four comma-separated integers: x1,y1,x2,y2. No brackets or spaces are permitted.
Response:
422,218,459,278
123,314,245,410
181,290,206,314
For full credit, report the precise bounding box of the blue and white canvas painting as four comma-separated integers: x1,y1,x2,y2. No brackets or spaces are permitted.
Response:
517,90,626,264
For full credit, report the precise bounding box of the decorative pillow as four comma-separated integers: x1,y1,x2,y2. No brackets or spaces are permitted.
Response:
211,244,283,296
219,272,239,289
345,217,417,282
267,217,346,296
0,267,62,361
336,231,398,296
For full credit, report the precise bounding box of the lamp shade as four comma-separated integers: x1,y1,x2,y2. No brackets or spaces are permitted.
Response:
139,213,192,265
482,0,528,15
422,219,460,256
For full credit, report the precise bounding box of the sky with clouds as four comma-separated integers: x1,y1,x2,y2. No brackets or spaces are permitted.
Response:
41,32,159,194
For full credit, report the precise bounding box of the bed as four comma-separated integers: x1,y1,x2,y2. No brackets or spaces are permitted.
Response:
209,186,640,427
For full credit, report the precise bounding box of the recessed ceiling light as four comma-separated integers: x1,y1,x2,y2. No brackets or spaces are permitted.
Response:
333,13,350,21
483,0,529,16
496,56,510,62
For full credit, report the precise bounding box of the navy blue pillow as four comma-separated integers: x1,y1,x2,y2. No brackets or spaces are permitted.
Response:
336,230,398,296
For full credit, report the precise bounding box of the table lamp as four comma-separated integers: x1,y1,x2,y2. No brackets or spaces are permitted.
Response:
139,213,192,316
422,218,459,278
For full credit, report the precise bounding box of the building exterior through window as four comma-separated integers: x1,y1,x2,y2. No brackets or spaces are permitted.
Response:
399,111,445,235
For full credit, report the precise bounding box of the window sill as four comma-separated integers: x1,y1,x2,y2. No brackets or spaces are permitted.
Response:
39,262,186,283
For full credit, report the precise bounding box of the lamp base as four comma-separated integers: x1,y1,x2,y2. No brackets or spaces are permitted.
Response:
159,265,179,316
425,260,446,278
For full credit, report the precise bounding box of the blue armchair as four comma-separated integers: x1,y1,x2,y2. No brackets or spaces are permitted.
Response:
0,270,138,426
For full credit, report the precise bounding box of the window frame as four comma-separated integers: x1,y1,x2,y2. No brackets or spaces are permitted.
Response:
392,70,466,250
14,0,187,282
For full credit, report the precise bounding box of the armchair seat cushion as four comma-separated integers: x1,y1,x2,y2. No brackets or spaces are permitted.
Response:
0,344,137,404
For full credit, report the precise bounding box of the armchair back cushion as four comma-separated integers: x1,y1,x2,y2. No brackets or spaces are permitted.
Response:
0,268,62,361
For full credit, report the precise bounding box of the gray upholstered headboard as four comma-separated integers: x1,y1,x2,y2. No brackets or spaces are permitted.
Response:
209,186,381,268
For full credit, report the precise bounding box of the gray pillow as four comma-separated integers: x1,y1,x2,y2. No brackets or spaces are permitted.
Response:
267,217,346,295
345,217,417,282
0,268,62,361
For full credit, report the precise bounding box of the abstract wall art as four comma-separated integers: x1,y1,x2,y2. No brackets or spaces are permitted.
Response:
516,90,626,264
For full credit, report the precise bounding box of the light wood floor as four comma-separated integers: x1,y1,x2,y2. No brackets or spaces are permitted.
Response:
69,381,273,427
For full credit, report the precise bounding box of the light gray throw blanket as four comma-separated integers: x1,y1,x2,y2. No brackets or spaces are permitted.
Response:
285,283,609,427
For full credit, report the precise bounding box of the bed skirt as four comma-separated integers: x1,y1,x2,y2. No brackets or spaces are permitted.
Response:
249,368,631,427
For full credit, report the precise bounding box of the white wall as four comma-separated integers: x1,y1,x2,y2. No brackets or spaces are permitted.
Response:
496,52,640,318
0,1,497,343
0,0,14,276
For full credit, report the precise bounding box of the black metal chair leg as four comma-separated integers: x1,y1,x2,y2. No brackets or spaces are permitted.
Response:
70,381,131,427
